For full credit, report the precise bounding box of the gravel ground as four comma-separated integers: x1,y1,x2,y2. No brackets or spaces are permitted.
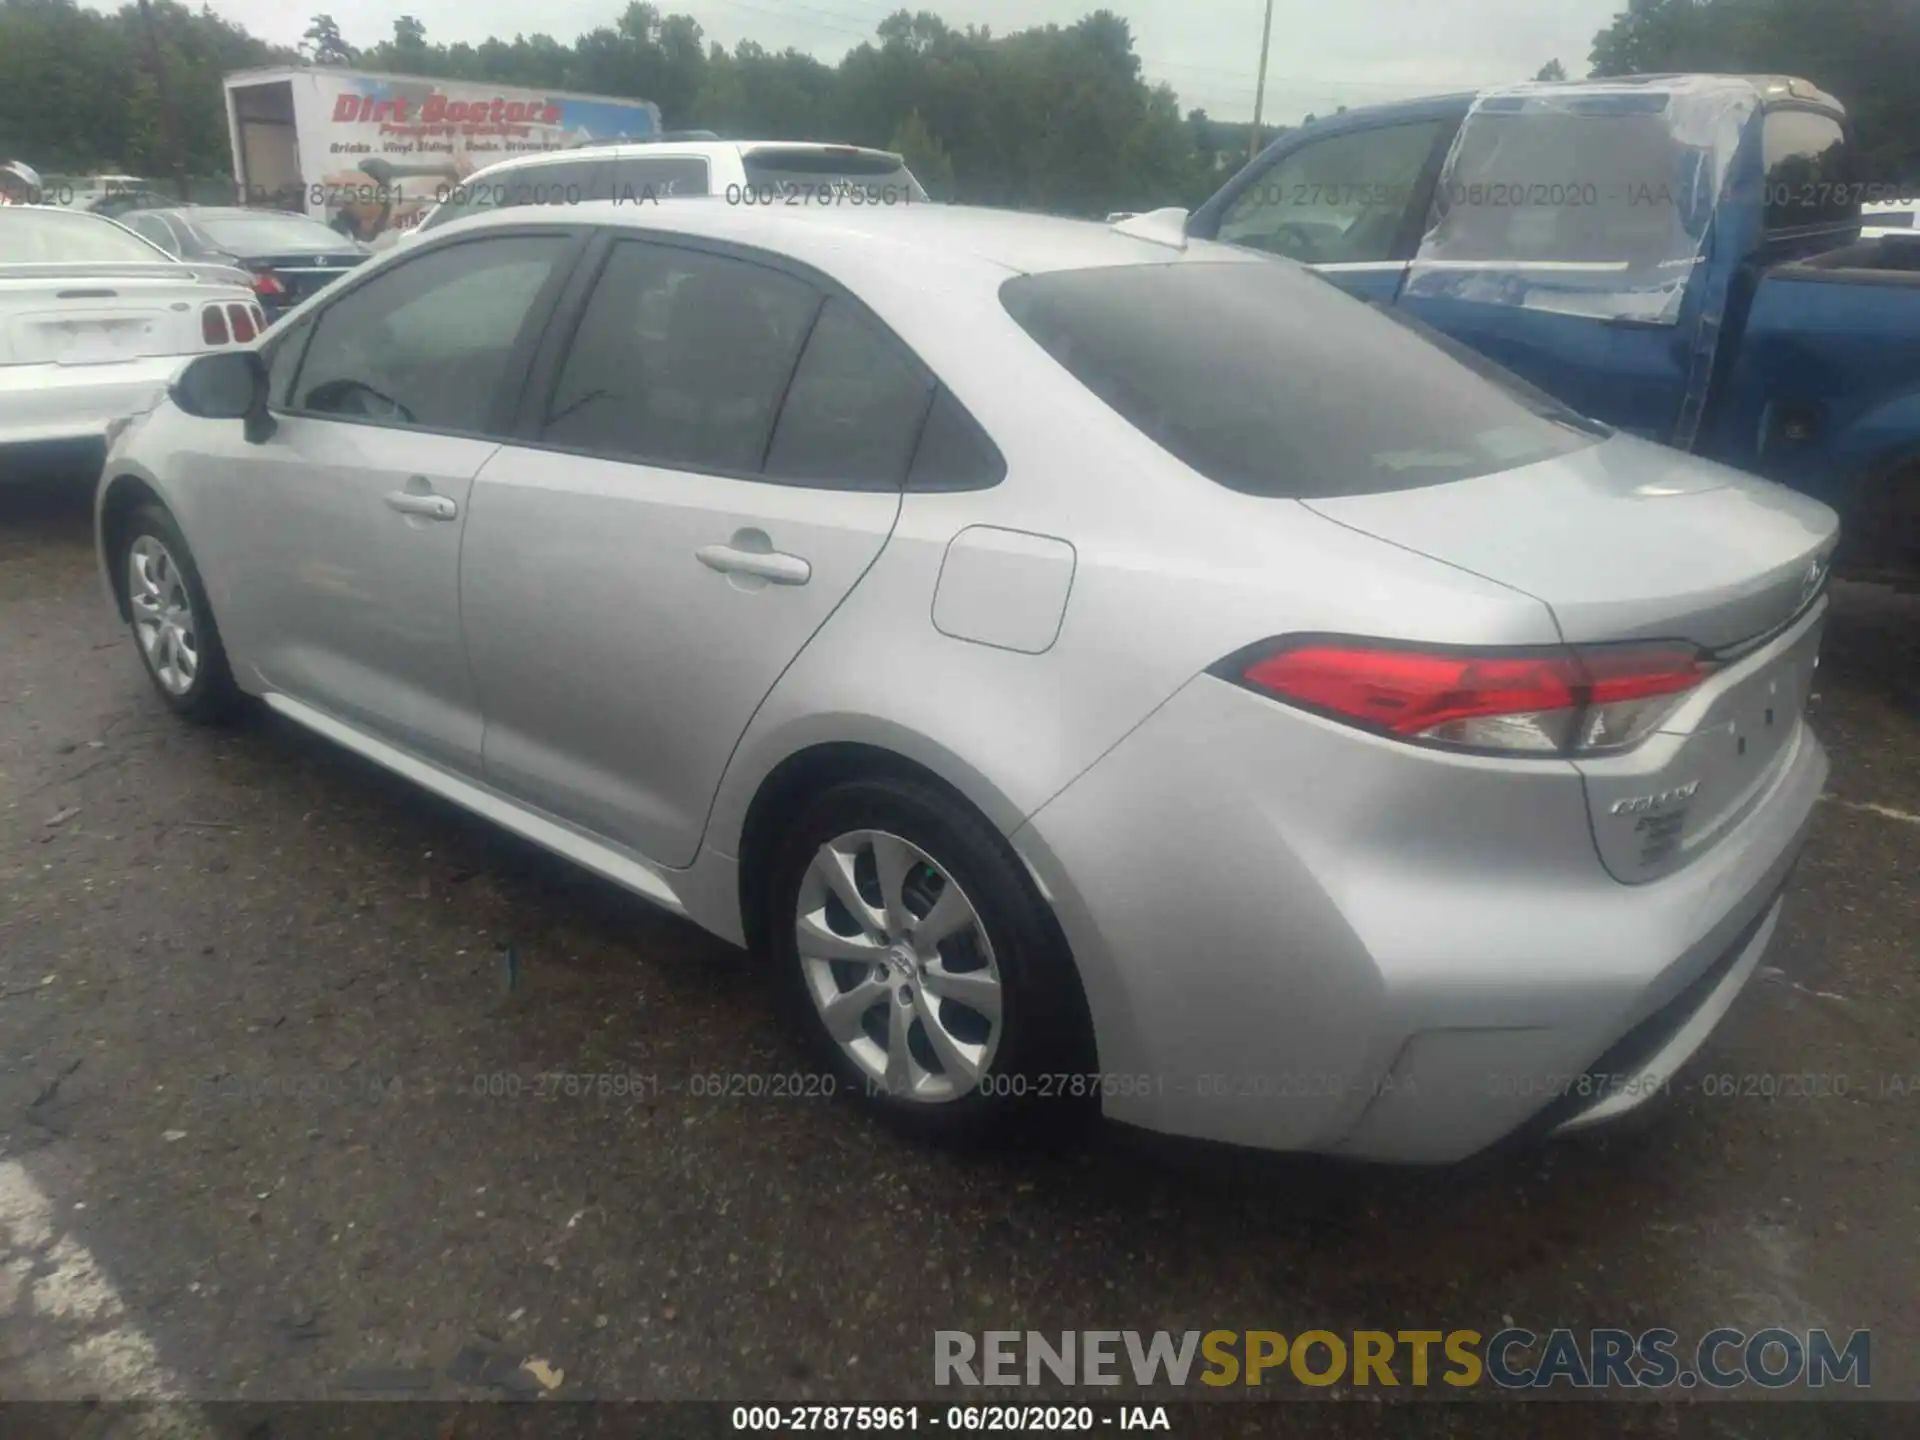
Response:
1,469,1917,1434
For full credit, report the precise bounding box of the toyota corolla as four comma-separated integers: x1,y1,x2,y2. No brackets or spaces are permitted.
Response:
92,202,1836,1161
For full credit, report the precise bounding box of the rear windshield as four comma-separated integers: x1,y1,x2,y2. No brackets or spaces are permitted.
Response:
740,149,926,204
0,208,171,264
999,262,1602,498
195,212,353,252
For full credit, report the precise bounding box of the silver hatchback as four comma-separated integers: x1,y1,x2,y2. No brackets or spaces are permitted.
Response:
96,202,1835,1162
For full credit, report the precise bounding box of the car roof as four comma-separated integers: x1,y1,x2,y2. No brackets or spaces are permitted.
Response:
445,197,1267,288
1279,72,1841,135
458,139,905,182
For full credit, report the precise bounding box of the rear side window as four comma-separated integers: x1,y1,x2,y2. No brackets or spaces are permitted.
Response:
764,298,933,489
603,156,711,203
1762,110,1855,231
999,262,1599,499
425,158,603,231
543,239,821,473
907,389,1005,492
123,212,178,253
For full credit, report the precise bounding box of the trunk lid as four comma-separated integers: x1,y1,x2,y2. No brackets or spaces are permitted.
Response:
1300,433,1836,652
1303,433,1837,882
0,267,245,366
248,250,367,304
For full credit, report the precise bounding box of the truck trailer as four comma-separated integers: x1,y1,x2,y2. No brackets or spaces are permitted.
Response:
222,66,662,244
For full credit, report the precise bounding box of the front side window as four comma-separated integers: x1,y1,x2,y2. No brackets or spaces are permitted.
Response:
289,234,568,435
1402,85,1754,324
1000,261,1600,499
543,239,821,474
1216,122,1443,265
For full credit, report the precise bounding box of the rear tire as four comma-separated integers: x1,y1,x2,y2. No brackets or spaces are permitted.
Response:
766,776,1097,1141
119,503,241,724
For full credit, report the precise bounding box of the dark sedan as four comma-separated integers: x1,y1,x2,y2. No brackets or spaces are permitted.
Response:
118,206,369,320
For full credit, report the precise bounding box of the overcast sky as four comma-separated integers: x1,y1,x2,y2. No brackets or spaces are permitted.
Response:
209,0,1629,126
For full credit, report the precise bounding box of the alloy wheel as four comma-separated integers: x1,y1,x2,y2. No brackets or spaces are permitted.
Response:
128,535,199,696
795,829,1004,1102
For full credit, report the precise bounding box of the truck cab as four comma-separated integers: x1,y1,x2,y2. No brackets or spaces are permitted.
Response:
1190,76,1920,571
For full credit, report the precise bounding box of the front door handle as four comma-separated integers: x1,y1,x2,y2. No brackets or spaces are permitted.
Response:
696,542,811,586
384,490,458,521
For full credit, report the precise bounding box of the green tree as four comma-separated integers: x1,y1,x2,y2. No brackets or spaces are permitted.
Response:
1589,0,1920,181
1534,58,1568,81
301,13,354,66
887,107,953,198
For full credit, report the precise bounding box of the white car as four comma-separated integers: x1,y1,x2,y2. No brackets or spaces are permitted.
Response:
1861,199,1916,239
1,206,263,468
399,137,928,246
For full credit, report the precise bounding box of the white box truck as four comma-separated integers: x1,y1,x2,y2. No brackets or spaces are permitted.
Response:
223,66,662,245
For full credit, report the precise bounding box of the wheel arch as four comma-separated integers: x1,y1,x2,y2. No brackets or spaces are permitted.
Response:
96,470,169,621
730,732,1103,1083
1837,438,1920,570
727,730,1032,961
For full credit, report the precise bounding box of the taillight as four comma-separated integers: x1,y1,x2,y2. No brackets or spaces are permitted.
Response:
251,269,285,297
227,302,256,342
1226,638,1710,756
201,305,229,345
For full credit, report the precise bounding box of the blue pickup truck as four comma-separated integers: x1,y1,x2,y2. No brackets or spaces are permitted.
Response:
1185,75,1920,574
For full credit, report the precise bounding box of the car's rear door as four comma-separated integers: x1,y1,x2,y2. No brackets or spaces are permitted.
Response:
461,232,932,866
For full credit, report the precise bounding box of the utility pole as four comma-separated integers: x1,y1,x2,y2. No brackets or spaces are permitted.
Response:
136,0,188,200
1248,0,1276,162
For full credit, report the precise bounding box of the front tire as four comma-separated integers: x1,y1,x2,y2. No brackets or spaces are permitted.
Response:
767,776,1096,1140
120,503,241,723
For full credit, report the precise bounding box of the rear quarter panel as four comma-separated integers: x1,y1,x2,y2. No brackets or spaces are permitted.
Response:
701,290,1565,867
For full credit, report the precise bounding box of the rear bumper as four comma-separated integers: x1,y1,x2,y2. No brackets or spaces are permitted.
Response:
0,356,184,454
1012,674,1828,1163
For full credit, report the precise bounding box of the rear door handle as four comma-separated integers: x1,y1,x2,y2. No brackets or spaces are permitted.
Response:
384,490,458,521
696,543,811,586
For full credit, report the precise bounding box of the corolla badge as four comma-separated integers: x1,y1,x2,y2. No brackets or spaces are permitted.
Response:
1610,780,1700,816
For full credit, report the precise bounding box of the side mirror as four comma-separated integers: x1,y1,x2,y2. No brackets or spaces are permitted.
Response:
171,350,275,442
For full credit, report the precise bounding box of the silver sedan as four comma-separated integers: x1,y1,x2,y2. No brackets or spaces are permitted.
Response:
94,200,1836,1162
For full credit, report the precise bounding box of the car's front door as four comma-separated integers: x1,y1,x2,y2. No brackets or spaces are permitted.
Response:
461,234,932,866
199,229,584,771
1190,116,1456,302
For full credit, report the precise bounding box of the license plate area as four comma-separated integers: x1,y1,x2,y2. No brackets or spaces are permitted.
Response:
41,316,154,365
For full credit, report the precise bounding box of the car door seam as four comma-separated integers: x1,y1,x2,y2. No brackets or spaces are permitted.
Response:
687,488,907,864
